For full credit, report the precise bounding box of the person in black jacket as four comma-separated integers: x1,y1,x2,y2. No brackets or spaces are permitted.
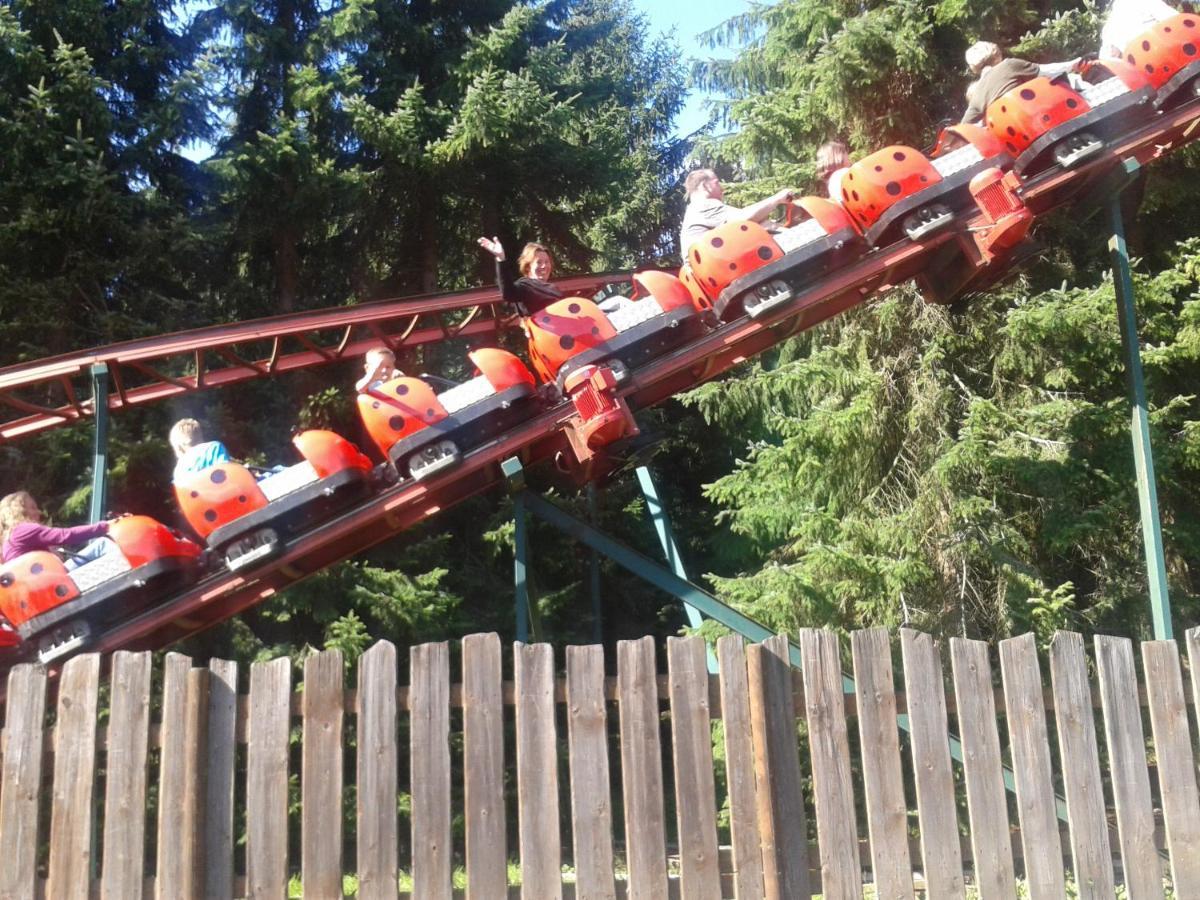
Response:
477,236,562,316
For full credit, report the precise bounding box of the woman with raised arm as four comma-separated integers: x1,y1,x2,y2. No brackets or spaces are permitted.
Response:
477,236,563,317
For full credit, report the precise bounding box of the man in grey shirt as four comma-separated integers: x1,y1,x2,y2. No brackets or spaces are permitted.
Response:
680,169,797,256
960,41,1081,125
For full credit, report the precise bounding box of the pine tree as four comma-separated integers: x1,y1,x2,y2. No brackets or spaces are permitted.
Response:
680,0,1200,642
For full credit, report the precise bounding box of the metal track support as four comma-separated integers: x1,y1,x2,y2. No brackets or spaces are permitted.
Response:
1107,173,1173,639
636,465,717,672
88,364,109,524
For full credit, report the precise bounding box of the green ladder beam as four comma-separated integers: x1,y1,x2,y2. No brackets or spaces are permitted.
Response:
636,465,717,673
88,364,109,524
516,483,1065,821
1106,176,1173,640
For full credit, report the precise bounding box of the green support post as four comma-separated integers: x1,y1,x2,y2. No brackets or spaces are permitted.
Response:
587,484,603,642
520,488,1066,821
1107,190,1173,640
88,364,110,524
503,458,543,642
636,465,717,672
513,490,531,642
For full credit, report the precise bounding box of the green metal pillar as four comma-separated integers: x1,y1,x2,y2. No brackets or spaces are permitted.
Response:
636,465,717,672
520,488,1065,820
513,490,531,642
88,364,110,524
504,457,542,642
587,484,603,642
1107,193,1173,640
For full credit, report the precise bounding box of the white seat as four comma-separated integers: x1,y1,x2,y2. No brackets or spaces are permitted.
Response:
774,218,828,253
258,461,319,502
438,375,495,414
607,297,665,333
70,551,132,592
932,144,984,177
1081,77,1132,108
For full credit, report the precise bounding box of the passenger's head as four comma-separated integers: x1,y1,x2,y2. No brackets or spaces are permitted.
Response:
364,347,395,374
0,491,40,544
965,41,1003,75
169,418,205,459
685,168,722,201
816,141,850,179
517,242,553,281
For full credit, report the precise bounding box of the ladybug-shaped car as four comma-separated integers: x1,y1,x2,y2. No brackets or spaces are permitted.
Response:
0,515,202,663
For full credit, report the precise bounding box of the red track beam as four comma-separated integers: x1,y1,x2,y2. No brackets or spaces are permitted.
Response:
0,273,624,443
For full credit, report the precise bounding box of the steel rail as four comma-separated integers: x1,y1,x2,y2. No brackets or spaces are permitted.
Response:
0,272,626,442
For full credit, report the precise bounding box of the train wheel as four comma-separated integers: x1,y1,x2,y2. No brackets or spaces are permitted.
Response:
902,203,953,241
1052,131,1103,169
408,440,460,481
37,620,92,665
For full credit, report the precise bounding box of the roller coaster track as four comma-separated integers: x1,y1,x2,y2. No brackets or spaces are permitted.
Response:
4,95,1200,667
0,273,620,443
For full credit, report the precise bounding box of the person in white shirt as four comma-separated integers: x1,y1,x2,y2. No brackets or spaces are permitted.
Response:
817,141,851,202
679,169,798,256
356,346,400,393
1099,0,1178,60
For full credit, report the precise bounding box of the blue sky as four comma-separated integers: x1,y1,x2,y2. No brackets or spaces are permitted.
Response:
632,0,752,137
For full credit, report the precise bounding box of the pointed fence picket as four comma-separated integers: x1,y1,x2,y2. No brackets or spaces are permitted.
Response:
1,626,1198,897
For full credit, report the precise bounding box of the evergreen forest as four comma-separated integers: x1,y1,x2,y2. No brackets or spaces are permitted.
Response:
1,0,1199,675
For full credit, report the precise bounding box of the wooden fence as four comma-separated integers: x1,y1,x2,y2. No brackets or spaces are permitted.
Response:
1,627,1198,898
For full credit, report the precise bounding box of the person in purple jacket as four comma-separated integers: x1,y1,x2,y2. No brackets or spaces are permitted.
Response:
0,491,115,569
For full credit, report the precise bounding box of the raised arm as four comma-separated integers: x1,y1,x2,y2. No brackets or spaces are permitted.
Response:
731,188,797,224
1037,57,1081,79
477,235,527,314
26,521,109,548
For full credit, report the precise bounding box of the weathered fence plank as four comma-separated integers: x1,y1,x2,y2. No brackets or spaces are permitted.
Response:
246,656,292,898
47,653,101,900
566,644,617,900
715,636,764,900
950,638,1015,898
203,658,238,900
1142,640,1200,895
799,628,862,897
746,634,810,899
617,636,669,900
1095,635,1161,899
850,627,913,900
101,651,152,900
10,628,1200,899
155,652,193,900
302,649,344,898
899,629,965,899
411,641,453,899
998,633,1065,899
179,667,210,897
357,640,398,900
516,642,562,899
0,664,47,900
464,633,507,900
666,636,721,900
1048,632,1115,899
